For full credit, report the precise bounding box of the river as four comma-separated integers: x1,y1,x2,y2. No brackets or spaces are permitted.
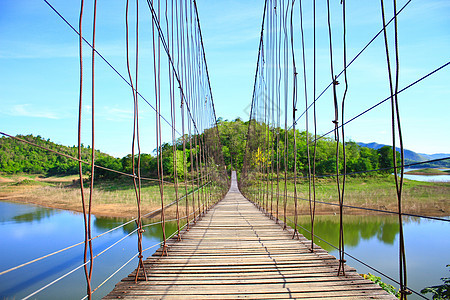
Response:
403,168,450,182
0,201,448,299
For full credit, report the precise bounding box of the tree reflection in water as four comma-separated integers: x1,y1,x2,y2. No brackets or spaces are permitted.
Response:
94,216,182,241
292,215,401,252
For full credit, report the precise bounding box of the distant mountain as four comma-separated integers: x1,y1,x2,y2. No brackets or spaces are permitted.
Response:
421,153,450,160
357,142,450,168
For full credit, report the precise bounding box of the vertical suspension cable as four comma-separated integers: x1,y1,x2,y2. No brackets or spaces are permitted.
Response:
283,0,290,229
310,0,317,252
126,0,147,281
337,0,349,277
393,0,408,293
380,0,409,297
326,0,343,273
177,0,190,231
275,0,283,224
184,0,197,223
77,0,92,297
151,0,167,257
289,0,299,239
83,1,98,297
167,0,181,241
269,0,277,219
297,0,312,247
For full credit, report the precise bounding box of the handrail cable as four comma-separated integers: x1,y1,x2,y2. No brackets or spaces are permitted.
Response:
0,181,211,277
0,131,212,185
283,156,450,180
254,189,449,222
22,208,202,300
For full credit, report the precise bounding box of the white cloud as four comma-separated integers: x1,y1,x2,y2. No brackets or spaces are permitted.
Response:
7,104,60,119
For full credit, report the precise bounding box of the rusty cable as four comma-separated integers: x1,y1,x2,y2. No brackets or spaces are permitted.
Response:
76,0,92,296
309,0,317,253
325,0,343,275
380,0,409,297
288,0,299,240
337,0,349,277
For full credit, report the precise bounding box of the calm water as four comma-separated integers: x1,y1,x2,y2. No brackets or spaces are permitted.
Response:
293,215,450,299
403,168,450,182
0,201,179,299
1,202,449,299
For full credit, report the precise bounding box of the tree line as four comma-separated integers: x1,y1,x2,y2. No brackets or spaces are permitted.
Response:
0,134,222,181
1,120,401,179
217,118,399,176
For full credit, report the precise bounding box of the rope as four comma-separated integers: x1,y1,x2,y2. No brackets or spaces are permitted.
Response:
289,0,299,239
380,0,409,296
167,0,181,241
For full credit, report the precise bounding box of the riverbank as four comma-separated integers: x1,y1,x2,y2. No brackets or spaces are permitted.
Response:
0,174,221,219
1,174,449,218
405,168,450,175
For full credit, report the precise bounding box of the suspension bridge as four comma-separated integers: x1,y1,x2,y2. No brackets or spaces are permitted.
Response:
1,0,449,299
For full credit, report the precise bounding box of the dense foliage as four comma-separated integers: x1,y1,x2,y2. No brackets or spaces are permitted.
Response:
421,265,450,299
217,118,400,176
2,118,440,179
362,273,400,298
0,134,219,181
0,135,98,175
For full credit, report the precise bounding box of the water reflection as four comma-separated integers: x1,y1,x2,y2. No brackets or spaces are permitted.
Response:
0,202,180,299
293,215,400,252
402,168,450,182
94,216,181,240
0,202,60,224
1,201,448,300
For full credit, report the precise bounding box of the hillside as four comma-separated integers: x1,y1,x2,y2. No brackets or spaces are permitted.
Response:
0,134,115,175
357,142,450,168
3,130,448,178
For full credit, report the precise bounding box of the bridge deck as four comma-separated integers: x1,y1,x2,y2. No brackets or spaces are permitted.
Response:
105,172,395,299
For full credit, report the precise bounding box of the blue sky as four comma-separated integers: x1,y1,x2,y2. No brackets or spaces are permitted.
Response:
0,0,449,158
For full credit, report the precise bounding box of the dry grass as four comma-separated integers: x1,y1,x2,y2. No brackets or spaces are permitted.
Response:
2,173,448,218
241,175,450,216
0,175,225,218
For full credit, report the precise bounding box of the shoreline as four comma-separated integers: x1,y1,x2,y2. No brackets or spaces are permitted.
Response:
2,196,448,219
1,174,448,219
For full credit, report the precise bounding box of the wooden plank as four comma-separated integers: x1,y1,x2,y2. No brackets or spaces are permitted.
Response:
104,172,396,300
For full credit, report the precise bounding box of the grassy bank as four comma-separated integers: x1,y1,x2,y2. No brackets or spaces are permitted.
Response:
0,174,224,218
405,168,450,175
1,173,448,218
242,174,450,217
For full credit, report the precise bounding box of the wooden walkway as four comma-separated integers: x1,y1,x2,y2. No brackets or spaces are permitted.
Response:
105,172,396,299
